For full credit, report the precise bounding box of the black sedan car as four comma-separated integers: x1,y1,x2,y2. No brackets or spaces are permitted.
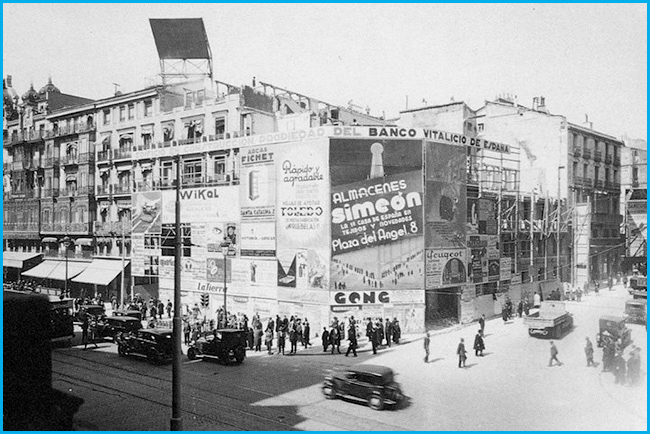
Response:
116,329,172,364
187,329,247,364
322,365,405,411
94,316,142,341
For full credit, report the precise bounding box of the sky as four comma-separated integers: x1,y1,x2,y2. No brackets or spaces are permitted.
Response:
3,3,647,140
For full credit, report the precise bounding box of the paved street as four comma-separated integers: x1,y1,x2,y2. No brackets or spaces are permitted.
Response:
53,284,646,431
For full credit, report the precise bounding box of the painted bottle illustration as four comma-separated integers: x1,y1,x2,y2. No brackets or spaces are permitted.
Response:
369,142,385,179
249,170,259,200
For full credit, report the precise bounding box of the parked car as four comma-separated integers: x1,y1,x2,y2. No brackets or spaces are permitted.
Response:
76,304,105,322
116,329,172,364
112,309,143,321
94,316,143,341
322,365,406,411
625,299,647,325
187,329,247,364
597,315,632,349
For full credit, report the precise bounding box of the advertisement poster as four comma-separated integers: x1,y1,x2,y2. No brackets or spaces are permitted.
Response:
162,186,239,224
467,197,479,234
500,257,512,281
131,233,146,276
425,249,467,289
231,258,277,287
276,139,330,290
478,198,497,235
424,141,467,250
330,138,424,291
132,191,162,234
240,221,276,257
240,144,276,221
206,257,232,283
488,259,500,282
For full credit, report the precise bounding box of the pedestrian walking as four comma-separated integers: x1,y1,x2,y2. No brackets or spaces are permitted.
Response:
345,322,358,357
478,314,485,336
594,280,600,295
584,336,595,367
523,299,530,316
321,327,330,352
82,315,99,350
473,330,485,356
289,323,299,354
265,328,274,355
607,276,614,291
517,300,523,318
612,352,626,384
329,324,341,354
166,300,172,318
392,318,401,344
548,341,562,366
456,338,467,368
371,323,381,354
183,321,191,345
254,324,263,352
423,331,431,363
385,317,392,347
277,330,286,355
302,319,311,348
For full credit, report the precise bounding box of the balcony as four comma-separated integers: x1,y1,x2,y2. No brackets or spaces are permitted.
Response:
573,176,592,188
59,188,78,197
11,160,24,171
178,137,204,146
134,181,154,192
573,146,581,157
3,222,39,233
595,179,604,189
605,155,612,164
97,150,111,163
113,183,131,195
96,184,112,196
42,188,60,198
113,149,132,161
41,222,91,234
45,156,60,167
594,151,602,162
605,180,620,191
61,154,79,166
79,152,94,164
94,221,129,237
582,149,592,159
614,156,620,166
3,163,11,172
51,122,96,138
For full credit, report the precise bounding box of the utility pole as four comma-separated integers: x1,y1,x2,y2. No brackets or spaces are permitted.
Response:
120,218,126,308
529,191,534,282
171,156,182,431
557,166,564,282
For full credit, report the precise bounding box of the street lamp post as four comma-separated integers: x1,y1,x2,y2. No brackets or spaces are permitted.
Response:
61,236,73,298
220,241,231,328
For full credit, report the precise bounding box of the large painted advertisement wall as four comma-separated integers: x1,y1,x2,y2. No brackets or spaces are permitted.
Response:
329,138,425,333
424,141,467,290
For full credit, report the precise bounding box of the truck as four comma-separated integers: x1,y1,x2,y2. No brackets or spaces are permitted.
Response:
524,301,574,339
628,275,647,299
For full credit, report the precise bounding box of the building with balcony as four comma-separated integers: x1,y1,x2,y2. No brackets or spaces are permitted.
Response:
3,77,94,253
621,140,647,271
475,96,624,287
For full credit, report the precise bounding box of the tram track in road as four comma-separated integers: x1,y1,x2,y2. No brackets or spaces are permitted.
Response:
52,349,310,431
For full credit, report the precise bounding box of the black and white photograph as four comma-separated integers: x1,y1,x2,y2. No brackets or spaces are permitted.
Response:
2,3,646,431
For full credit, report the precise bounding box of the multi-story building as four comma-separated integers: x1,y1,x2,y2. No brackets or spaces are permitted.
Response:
476,97,624,287
621,140,647,271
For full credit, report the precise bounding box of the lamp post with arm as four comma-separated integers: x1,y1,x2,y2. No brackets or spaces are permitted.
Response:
220,241,231,328
61,236,73,298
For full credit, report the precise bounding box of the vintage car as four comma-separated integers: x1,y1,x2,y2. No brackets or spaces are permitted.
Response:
597,315,633,349
322,365,406,411
94,316,143,341
75,304,105,322
112,309,143,321
116,329,173,364
625,299,647,324
187,329,247,364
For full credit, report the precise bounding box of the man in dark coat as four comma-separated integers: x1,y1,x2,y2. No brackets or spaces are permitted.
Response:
329,325,341,354
456,338,467,368
345,322,358,357
424,331,431,363
371,323,380,354
385,318,393,347
302,319,311,348
321,327,330,352
548,341,562,366
392,319,401,344
473,330,485,356
478,314,486,336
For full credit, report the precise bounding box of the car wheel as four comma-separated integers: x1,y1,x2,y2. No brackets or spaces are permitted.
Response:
148,349,160,364
118,345,126,357
187,347,197,361
368,395,384,411
323,385,337,400
234,348,245,364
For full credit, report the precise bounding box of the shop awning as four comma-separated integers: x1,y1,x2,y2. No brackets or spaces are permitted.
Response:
3,251,43,269
22,260,89,281
76,238,93,247
72,259,130,286
42,237,58,243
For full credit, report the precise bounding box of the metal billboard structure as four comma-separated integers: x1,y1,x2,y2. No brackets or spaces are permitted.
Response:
149,18,213,86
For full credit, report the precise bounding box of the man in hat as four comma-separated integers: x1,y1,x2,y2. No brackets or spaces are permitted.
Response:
548,341,562,366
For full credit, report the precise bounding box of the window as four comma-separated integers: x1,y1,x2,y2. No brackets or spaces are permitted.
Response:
103,109,111,125
213,155,226,178
128,104,135,120
477,123,484,132
215,118,225,138
161,161,175,185
142,132,152,149
185,91,193,108
182,158,202,185
196,90,205,106
42,209,50,224
119,106,126,121
583,164,589,180
144,100,153,117
632,168,638,184
163,123,174,142
594,166,599,182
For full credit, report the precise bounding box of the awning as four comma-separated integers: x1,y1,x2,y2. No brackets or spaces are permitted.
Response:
72,259,130,286
66,174,77,181
3,251,43,269
21,260,88,281
141,125,154,135
140,162,153,171
99,167,110,175
116,166,131,173
76,238,93,247
42,237,58,243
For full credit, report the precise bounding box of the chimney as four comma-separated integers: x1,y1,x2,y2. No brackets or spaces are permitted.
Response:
532,97,539,111
537,96,548,113
6,75,12,88
584,114,593,130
